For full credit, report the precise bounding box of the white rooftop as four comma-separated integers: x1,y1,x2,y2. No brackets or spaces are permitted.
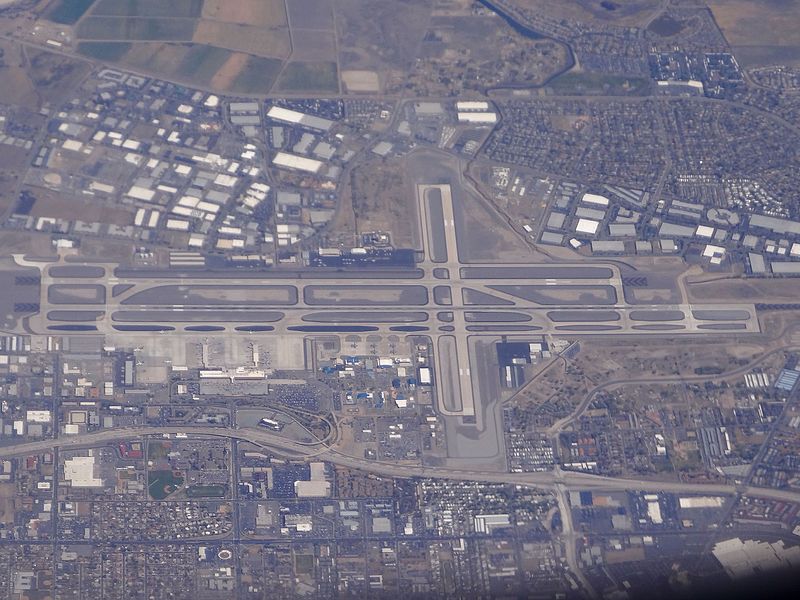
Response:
575,218,599,235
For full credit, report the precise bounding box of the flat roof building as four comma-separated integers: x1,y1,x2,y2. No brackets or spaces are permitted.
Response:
575,218,600,235
266,106,333,131
273,152,323,174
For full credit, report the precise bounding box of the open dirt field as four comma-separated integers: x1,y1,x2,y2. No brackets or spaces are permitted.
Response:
193,20,291,58
332,158,418,248
26,185,134,225
336,0,432,71
708,0,800,47
26,48,91,101
202,0,287,28
687,276,800,302
0,42,88,107
289,28,337,61
708,0,800,67
287,0,335,30
0,41,37,106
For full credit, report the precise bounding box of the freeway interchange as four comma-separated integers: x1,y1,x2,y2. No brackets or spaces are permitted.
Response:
0,424,798,505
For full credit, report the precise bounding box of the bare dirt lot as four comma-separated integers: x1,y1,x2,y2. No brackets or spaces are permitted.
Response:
341,69,380,92
336,0,432,73
330,157,418,249
687,276,800,303
25,186,135,225
403,15,570,95
0,41,88,107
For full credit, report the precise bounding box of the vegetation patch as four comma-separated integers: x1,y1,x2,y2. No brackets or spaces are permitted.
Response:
45,0,97,25
185,484,227,498
647,14,686,37
276,61,338,93
178,44,232,83
147,470,184,500
76,41,132,61
91,0,203,18
228,56,283,94
76,16,196,41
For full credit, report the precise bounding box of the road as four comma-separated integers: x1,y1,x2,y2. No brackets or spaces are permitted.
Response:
4,425,800,505
555,483,599,600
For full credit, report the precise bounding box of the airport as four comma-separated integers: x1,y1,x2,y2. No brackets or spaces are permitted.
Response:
3,176,765,472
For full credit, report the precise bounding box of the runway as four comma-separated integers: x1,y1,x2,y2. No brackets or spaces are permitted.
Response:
9,182,762,431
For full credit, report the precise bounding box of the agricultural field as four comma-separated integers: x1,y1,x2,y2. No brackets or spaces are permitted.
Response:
76,41,131,61
707,0,800,67
42,0,300,93
226,55,284,94
275,61,339,93
76,16,197,41
44,0,96,25
201,0,287,28
192,20,291,58
90,0,204,18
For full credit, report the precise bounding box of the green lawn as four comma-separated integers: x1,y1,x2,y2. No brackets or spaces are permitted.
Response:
185,484,227,498
147,469,184,500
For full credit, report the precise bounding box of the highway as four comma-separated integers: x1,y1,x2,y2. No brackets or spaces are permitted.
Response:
3,425,800,505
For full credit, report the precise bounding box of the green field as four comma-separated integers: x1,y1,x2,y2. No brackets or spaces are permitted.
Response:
294,554,314,575
546,71,651,96
276,61,338,93
76,16,196,41
178,45,232,84
91,0,203,18
647,14,686,37
147,469,184,500
229,56,284,94
76,41,132,61
185,484,227,498
46,0,97,25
